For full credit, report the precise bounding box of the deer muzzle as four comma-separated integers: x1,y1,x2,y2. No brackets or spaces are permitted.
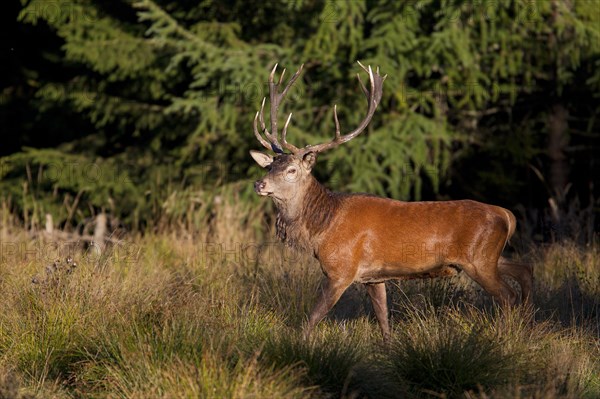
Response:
254,180,269,196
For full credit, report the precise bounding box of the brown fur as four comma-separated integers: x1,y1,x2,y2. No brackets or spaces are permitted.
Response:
276,178,344,251
252,151,534,342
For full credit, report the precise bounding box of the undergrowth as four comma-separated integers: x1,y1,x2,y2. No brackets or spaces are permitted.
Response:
0,218,598,398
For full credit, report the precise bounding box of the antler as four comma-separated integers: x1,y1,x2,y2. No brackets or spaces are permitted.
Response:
302,61,386,155
253,62,385,156
253,63,304,153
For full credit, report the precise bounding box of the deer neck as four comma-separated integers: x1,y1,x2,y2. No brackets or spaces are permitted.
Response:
274,177,339,251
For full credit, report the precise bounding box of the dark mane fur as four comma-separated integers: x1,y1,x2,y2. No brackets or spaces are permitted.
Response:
276,179,345,250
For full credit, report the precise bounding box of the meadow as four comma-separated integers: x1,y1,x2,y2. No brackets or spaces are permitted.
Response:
3,1,600,397
0,199,598,399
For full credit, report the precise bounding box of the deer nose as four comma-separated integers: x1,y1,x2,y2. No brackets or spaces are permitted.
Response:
254,180,266,192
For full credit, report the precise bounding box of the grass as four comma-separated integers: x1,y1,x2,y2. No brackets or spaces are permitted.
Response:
389,306,519,395
0,207,598,398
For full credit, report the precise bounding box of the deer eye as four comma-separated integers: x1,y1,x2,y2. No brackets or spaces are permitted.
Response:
287,167,297,175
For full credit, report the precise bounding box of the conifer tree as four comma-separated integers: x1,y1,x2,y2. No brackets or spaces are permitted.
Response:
2,0,598,232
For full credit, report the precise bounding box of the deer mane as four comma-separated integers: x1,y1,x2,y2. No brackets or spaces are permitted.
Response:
275,179,343,252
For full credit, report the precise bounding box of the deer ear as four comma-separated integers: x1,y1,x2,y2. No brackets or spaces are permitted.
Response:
302,151,317,171
250,150,274,168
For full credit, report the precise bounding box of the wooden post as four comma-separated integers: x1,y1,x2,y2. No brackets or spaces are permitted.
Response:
92,213,107,255
45,213,54,237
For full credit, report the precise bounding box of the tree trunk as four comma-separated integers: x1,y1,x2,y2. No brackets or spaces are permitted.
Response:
547,104,570,240
547,104,570,201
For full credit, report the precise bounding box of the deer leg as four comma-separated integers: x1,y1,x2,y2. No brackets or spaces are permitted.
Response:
498,257,533,306
461,262,517,306
304,277,352,340
365,282,390,342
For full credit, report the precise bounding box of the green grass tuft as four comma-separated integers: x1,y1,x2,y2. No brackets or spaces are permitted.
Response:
389,305,518,396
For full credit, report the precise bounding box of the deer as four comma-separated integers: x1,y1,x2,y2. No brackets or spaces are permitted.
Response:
250,62,533,341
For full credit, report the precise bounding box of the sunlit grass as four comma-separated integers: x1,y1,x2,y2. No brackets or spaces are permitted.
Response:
0,217,598,398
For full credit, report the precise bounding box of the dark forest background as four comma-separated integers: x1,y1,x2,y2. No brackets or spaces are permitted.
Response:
1,0,599,243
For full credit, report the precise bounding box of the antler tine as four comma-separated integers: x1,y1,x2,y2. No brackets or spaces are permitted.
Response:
333,105,341,140
253,63,305,154
278,68,286,85
256,96,284,152
258,98,273,140
280,64,304,99
253,111,272,151
267,65,284,151
356,60,369,74
281,112,300,153
356,62,377,103
357,73,368,99
258,97,267,130
269,63,279,83
368,65,375,102
301,62,385,155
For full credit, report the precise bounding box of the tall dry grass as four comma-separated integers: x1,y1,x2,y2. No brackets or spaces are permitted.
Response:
0,199,598,398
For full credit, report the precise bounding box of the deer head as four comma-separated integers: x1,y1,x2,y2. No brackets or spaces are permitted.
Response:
250,62,386,204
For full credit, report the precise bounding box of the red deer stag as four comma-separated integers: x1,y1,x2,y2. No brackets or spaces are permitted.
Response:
250,62,533,340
